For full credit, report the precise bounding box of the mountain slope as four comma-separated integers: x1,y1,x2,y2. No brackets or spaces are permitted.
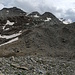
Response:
0,7,74,59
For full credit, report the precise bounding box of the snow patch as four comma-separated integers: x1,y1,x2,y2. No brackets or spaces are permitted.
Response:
44,17,51,22
19,31,22,33
3,20,15,30
59,18,72,24
0,33,21,39
33,14,39,18
59,18,63,22
5,20,14,25
6,10,9,13
3,25,6,30
0,37,18,46
26,23,29,25
5,28,9,30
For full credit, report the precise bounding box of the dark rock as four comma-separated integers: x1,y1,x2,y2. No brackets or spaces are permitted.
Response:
0,7,26,19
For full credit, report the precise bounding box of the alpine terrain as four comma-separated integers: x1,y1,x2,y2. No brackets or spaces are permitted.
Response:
0,7,75,75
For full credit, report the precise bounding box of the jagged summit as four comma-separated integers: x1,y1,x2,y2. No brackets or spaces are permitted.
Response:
1,7,18,10
0,7,62,24
1,7,26,13
28,11,41,17
0,7,26,19
41,12,55,18
40,12,62,25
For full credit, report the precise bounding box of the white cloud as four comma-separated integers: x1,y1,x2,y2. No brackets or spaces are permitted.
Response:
0,0,75,22
0,4,4,10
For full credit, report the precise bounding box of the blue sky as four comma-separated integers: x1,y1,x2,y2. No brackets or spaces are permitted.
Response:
0,0,75,22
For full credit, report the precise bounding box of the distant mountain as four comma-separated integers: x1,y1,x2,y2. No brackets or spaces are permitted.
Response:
59,18,72,24
40,12,62,25
0,7,26,19
28,11,62,25
28,11,41,17
0,7,75,59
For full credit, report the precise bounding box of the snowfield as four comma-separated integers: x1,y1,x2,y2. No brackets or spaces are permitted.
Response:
0,37,18,46
0,32,21,39
3,20,15,30
33,14,39,18
44,17,51,22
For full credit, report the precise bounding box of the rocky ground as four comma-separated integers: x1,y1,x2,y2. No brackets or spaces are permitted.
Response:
0,55,75,75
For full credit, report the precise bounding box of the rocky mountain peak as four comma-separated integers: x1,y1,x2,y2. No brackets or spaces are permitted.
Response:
0,7,26,19
28,11,41,18
41,12,55,18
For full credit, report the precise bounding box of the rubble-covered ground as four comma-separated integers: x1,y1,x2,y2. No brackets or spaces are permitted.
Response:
0,55,75,75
